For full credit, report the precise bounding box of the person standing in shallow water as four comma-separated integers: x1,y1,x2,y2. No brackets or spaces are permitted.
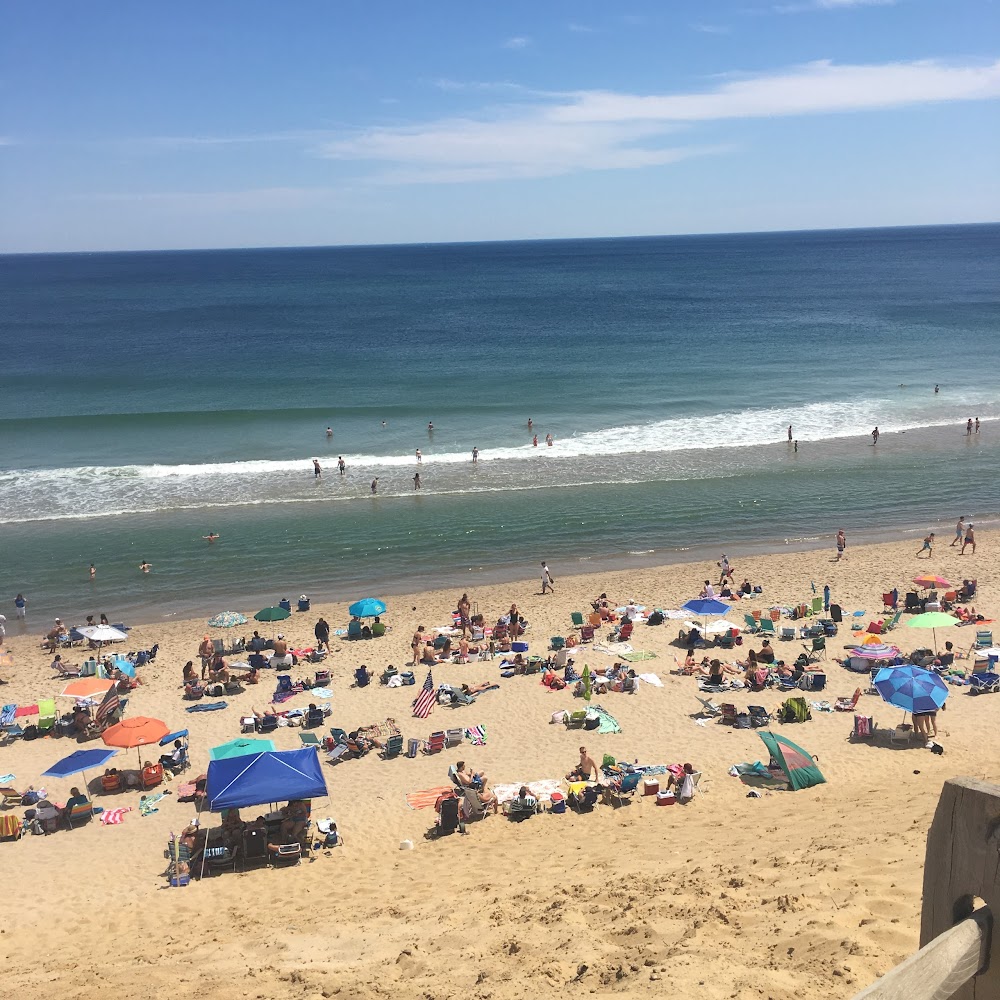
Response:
872,426,880,444
413,472,421,490
338,456,346,475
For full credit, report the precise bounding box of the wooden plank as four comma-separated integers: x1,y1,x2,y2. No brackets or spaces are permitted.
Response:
851,914,986,1000
919,777,1000,999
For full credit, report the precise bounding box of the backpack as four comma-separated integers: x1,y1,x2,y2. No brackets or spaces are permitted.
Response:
21,724,38,741
646,611,664,626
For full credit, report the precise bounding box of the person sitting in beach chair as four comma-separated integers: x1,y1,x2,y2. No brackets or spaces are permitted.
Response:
279,799,311,845
568,783,600,812
159,739,189,772
505,786,539,821
454,760,487,791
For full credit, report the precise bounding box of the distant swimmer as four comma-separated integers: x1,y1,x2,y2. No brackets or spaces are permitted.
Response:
338,456,346,475
413,472,421,490
89,563,96,581
381,420,386,428
527,418,533,430
139,560,152,573
326,426,333,438
427,421,434,433
415,448,422,463
788,425,793,442
532,435,538,447
545,433,553,447
934,384,940,394
203,533,220,544
371,478,379,494
872,426,880,444
472,447,479,464
313,459,322,478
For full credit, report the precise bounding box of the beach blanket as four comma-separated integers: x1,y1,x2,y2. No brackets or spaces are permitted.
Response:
0,705,15,727
464,724,487,745
100,807,131,825
593,642,634,656
14,705,38,718
621,650,657,662
637,673,663,687
272,689,296,704
310,687,333,698
140,792,167,816
405,786,453,810
591,704,622,734
492,779,563,805
361,719,400,739
186,701,228,712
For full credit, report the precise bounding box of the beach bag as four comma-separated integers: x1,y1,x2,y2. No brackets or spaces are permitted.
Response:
583,712,600,731
21,724,38,741
602,753,616,769
550,710,568,724
646,611,664,626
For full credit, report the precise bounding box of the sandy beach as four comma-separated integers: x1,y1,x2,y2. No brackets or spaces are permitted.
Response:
1,530,995,999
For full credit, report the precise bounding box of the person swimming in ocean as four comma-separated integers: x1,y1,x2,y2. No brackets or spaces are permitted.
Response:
203,533,220,543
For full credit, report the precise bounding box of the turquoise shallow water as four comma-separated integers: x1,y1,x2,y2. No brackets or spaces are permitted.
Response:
1,224,998,622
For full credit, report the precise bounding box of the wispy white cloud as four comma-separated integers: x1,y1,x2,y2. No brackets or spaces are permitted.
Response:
432,78,532,94
317,57,1000,184
776,0,896,12
502,36,530,50
145,129,331,148
568,23,596,34
692,23,732,34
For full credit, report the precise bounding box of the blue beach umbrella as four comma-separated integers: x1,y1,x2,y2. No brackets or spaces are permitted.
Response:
42,747,119,796
208,612,248,628
348,597,387,618
681,598,731,620
873,666,948,716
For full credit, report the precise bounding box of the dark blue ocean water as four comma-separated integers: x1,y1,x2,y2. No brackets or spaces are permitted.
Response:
1,224,998,621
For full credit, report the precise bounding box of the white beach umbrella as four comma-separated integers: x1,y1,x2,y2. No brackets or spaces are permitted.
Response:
78,625,128,643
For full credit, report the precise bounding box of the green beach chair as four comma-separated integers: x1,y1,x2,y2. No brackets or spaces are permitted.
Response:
743,614,760,633
570,612,585,627
811,596,823,615
37,699,57,733
758,618,777,636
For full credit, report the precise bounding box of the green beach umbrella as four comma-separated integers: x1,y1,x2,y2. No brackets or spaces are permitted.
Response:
209,737,276,761
254,606,290,623
905,611,959,653
582,664,592,704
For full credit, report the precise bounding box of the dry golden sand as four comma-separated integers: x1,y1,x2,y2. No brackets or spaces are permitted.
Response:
0,531,996,999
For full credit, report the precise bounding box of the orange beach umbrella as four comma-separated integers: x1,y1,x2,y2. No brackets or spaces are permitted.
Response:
61,677,115,701
102,716,170,767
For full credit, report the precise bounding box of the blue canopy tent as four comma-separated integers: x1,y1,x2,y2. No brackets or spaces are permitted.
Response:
205,747,327,812
42,747,119,798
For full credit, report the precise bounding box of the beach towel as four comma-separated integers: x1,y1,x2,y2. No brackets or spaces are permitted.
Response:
593,642,634,656
185,701,228,712
492,779,563,805
14,705,38,718
0,705,15,727
637,673,663,687
310,687,333,698
591,704,622,734
464,724,487,745
405,786,454,810
621,650,657,662
810,701,834,713
100,807,131,825
140,792,167,816
272,689,296,704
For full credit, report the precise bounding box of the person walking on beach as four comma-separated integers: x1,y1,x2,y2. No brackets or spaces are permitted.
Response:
472,447,479,464
718,554,733,586
872,427,880,444
313,459,322,478
961,523,976,555
338,456,346,475
966,418,973,436
139,560,151,573
788,425,793,442
415,449,422,463
314,617,330,648
951,516,966,547
413,472,421,490
198,635,214,679
541,562,555,595
14,594,26,619
916,533,935,558
835,530,846,561
370,478,379,495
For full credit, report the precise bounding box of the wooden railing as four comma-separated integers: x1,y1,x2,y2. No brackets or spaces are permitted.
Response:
852,777,996,999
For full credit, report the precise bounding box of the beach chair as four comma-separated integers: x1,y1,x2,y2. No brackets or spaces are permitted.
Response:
101,771,122,793
976,630,994,649
811,596,823,615
603,772,642,808
241,828,268,871
52,660,82,678
720,703,738,726
204,845,238,873
883,611,903,631
570,612,585,627
276,674,293,694
882,592,897,612
904,592,922,612
748,705,770,727
852,715,877,740
0,786,25,808
298,732,320,746
269,841,303,867
353,666,371,687
804,637,826,661
347,620,363,640
66,799,97,828
588,612,602,629
743,614,760,633
445,728,463,747
565,710,588,728
504,795,541,821
380,734,404,759
579,625,596,643
164,838,192,886
256,714,279,734
550,636,566,651
303,706,325,728
36,699,57,733
891,723,914,747
829,604,843,624
779,626,796,641
141,762,164,789
422,731,446,755
435,793,464,836
758,619,776,637
460,787,490,824
313,668,331,686
835,688,862,712
568,783,599,813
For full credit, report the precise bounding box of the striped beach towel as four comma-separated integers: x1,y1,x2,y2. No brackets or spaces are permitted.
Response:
100,807,131,825
405,785,453,810
464,724,487,745
0,705,15,727
140,792,167,816
592,704,622,734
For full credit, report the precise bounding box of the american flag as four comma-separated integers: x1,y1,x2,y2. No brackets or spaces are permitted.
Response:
95,684,120,728
412,668,436,719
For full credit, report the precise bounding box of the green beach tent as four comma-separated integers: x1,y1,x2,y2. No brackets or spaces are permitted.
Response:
757,731,825,791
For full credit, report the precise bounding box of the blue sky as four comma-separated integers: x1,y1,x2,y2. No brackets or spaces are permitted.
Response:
2,0,999,251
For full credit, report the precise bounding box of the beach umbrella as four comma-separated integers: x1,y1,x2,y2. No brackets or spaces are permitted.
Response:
348,597,386,618
41,747,119,791
681,598,730,621
208,612,248,628
254,606,290,623
102,716,170,768
912,575,952,589
59,677,116,701
905,610,959,652
846,643,902,660
78,624,128,643
581,664,592,704
873,666,948,717
209,737,276,761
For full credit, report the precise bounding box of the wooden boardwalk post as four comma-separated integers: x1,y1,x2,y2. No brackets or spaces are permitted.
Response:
852,777,998,999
